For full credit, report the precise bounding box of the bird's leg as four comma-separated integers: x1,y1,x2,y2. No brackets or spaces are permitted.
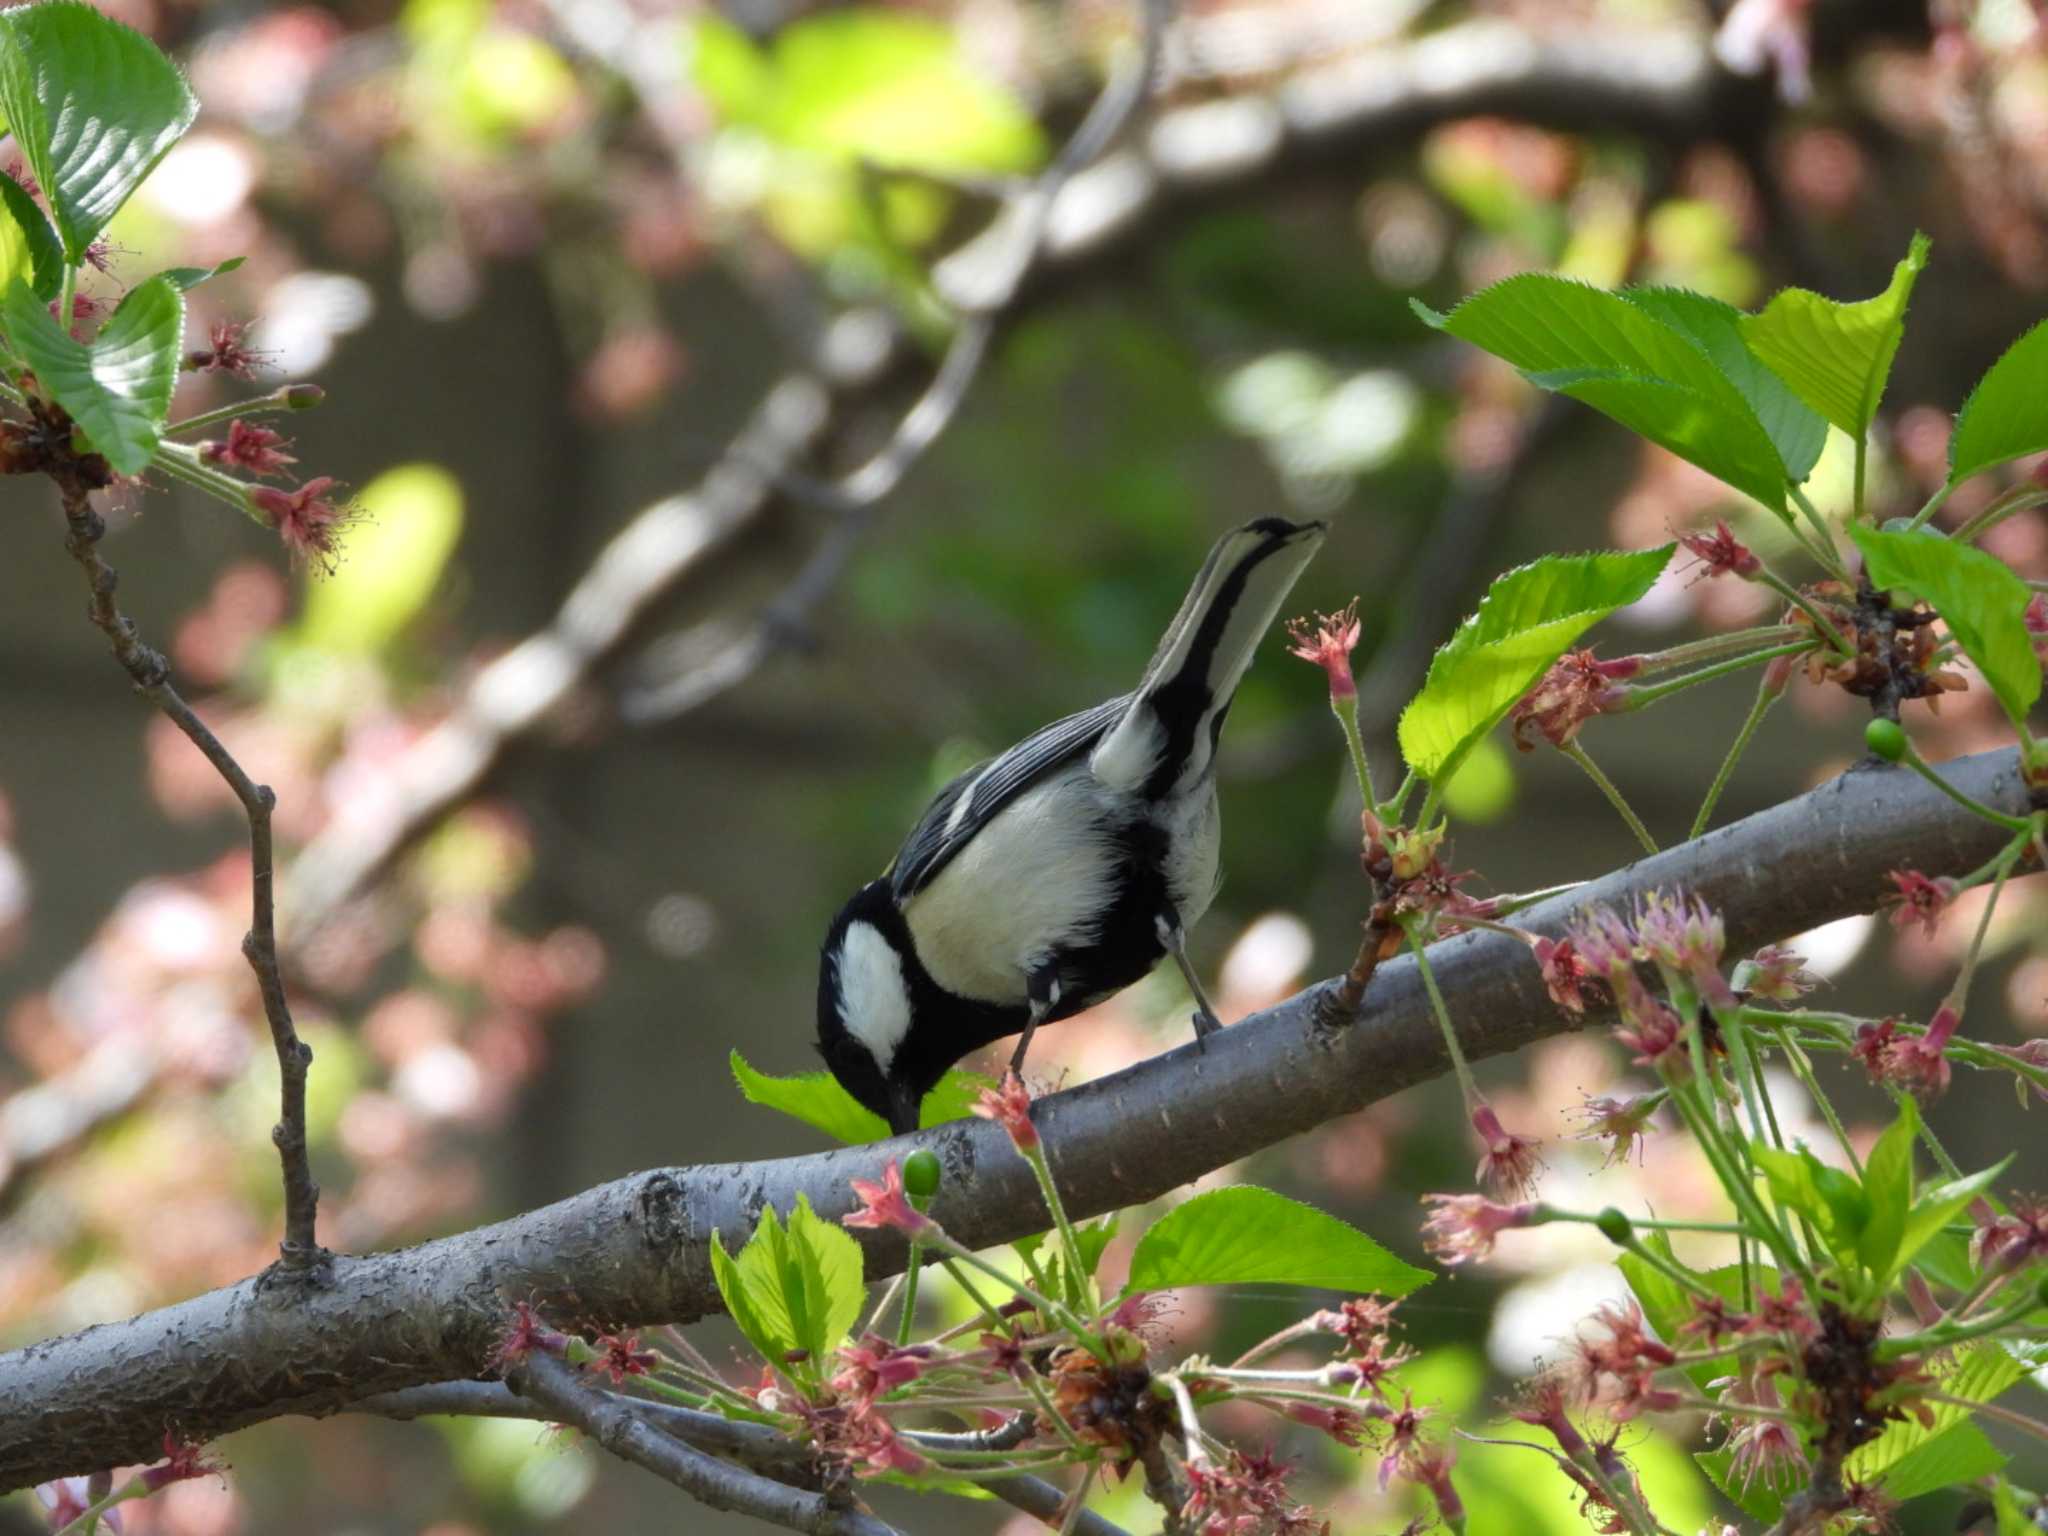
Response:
1011,961,1062,1075
1155,909,1224,1047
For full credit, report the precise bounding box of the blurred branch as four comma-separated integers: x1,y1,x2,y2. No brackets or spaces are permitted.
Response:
281,15,1721,937
355,1383,1128,1534
506,1351,904,1536
0,746,2034,1488
52,474,322,1273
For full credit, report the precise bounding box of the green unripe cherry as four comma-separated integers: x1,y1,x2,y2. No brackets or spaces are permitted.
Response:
902,1148,943,1208
1594,1207,1634,1245
1865,718,1908,763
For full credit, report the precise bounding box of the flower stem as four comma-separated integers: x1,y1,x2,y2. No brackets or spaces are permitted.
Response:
1404,922,1478,1105
1899,745,2035,833
1632,626,1807,676
1622,641,1813,710
896,1242,925,1347
1691,671,1781,838
1757,569,1853,656
1334,691,1378,809
1945,836,2024,1014
162,389,305,438
1787,485,1848,576
1559,741,1657,855
1951,485,2048,545
1906,480,1953,531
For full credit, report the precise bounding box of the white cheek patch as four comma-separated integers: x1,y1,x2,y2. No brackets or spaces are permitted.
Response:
838,920,914,1071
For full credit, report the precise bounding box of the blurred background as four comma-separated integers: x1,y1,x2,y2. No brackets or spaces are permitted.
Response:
3,0,2048,1530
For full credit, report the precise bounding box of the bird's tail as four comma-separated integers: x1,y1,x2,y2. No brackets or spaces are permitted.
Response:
1089,517,1328,797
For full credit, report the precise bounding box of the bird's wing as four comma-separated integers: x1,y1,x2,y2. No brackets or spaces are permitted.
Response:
888,693,1134,899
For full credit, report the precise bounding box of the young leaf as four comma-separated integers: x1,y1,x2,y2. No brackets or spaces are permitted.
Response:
1752,1143,1868,1263
0,172,63,300
1414,276,1791,509
1874,1420,2006,1504
2,274,183,475
1849,524,2042,733
1739,233,1929,439
1948,317,2048,486
1855,1096,1917,1285
0,1,199,261
1623,286,1829,482
709,1196,865,1383
160,255,248,292
1895,1156,2012,1278
1397,546,1673,786
1845,1341,2024,1494
730,1049,989,1143
1121,1186,1432,1297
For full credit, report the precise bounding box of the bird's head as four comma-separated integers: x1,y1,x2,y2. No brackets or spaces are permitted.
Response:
817,879,927,1135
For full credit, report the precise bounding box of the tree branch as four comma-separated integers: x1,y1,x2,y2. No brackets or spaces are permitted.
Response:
0,746,2031,1489
505,1352,903,1536
354,1383,1129,1533
54,476,322,1272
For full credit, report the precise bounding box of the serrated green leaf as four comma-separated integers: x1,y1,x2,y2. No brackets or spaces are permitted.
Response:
1397,546,1673,785
160,255,247,291
1950,317,2048,485
1624,286,1829,481
709,1196,865,1386
1739,233,1929,438
1847,1341,2024,1492
1877,1420,2006,1503
1857,1096,1916,1285
1753,1143,1869,1264
1413,275,1793,508
0,172,62,300
1122,1186,1432,1296
730,1049,989,1143
1849,524,2042,732
1897,1156,2012,1278
2,274,182,475
298,464,463,655
0,0,198,260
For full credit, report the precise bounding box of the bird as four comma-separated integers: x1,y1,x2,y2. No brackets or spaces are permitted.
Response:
816,516,1328,1135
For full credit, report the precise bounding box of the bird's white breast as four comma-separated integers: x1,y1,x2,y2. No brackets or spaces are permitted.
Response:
904,764,1120,1003
835,919,915,1070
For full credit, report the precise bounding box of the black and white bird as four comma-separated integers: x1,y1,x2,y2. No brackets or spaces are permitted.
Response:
816,517,1327,1134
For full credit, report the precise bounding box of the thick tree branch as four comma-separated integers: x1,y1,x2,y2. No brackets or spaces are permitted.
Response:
0,746,2031,1489
54,476,322,1272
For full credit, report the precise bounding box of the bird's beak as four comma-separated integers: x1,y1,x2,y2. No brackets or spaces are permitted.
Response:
888,1082,922,1138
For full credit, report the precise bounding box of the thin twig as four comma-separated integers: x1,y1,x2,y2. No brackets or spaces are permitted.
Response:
55,477,321,1271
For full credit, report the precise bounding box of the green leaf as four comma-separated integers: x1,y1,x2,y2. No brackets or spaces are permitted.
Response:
1951,317,2048,484
708,1195,864,1384
160,255,247,291
298,464,464,655
0,171,63,300
1847,1341,2024,1493
1992,1477,2043,1536
1697,1447,1786,1526
0,0,198,261
687,12,773,128
2,274,182,475
1623,286,1829,481
1896,1156,2012,1278
1739,233,1929,439
1856,1096,1917,1284
1414,275,1793,508
1849,524,2042,732
730,1049,989,1143
1122,1187,1432,1296
1876,1420,2006,1503
1752,1143,1867,1263
1397,546,1673,786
